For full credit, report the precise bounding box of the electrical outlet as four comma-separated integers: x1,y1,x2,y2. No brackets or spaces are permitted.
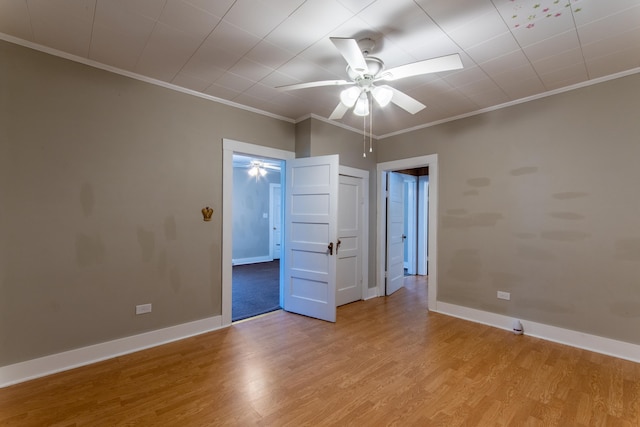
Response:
497,291,511,301
136,303,152,315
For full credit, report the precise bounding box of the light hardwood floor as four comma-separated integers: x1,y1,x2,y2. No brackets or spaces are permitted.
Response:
1,276,639,426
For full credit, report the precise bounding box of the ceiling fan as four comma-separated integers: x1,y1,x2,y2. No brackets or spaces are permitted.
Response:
277,37,464,120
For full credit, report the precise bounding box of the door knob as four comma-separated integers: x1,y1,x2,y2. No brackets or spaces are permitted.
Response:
328,242,334,255
336,239,341,254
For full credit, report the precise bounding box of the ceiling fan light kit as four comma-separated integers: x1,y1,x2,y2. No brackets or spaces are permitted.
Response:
277,36,463,121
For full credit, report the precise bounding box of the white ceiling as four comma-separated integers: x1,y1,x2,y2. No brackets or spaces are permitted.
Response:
2,0,639,137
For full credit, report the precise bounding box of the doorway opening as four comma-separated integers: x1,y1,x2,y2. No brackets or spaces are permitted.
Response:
376,155,438,310
231,154,284,322
222,139,295,326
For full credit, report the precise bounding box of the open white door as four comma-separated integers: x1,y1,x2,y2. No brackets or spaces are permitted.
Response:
284,155,338,322
386,172,405,295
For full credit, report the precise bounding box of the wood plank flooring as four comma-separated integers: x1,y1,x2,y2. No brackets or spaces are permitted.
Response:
1,276,639,426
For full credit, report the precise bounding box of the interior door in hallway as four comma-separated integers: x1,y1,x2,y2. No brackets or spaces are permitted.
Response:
386,171,405,295
270,183,282,260
283,155,338,322
336,174,363,306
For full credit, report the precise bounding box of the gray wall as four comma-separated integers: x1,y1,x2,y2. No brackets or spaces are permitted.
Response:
232,167,281,261
377,73,640,345
0,40,294,366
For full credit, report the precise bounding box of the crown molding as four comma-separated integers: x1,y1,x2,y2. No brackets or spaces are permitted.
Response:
0,32,295,124
3,31,639,141
378,67,640,140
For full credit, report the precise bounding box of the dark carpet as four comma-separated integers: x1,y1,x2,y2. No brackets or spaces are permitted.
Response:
232,260,281,321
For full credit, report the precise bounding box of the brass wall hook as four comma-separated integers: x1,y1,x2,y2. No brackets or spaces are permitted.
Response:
202,206,213,221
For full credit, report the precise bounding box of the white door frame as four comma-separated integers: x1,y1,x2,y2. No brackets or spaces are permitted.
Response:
222,139,295,326
376,155,438,311
339,165,369,302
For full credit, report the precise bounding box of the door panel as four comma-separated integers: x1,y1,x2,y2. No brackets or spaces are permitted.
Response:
386,172,405,295
336,174,362,306
284,155,338,322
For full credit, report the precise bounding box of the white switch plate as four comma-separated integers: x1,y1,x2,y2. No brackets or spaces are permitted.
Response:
136,303,152,314
497,291,510,301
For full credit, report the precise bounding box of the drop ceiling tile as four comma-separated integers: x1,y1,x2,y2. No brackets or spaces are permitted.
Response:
89,23,147,70
585,46,640,79
531,47,584,76
448,10,510,50
260,70,301,88
182,0,235,17
135,23,203,81
337,0,376,14
182,20,260,75
171,71,211,92
480,49,531,76
0,0,33,40
265,0,352,54
276,56,339,85
228,58,274,82
499,77,546,99
245,40,294,70
223,0,300,39
94,0,156,39
572,0,639,26
158,0,221,41
581,27,640,63
203,83,242,101
214,71,257,92
240,82,282,102
509,10,576,47
521,29,580,63
360,0,457,61
419,0,495,33
456,76,502,97
28,0,95,57
539,62,589,89
464,87,511,108
99,0,165,21
443,66,490,87
181,48,231,82
576,6,640,45
465,32,520,64
491,63,540,89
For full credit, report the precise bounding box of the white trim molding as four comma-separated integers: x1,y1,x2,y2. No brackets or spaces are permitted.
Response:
232,256,273,266
222,139,295,326
436,302,640,363
376,155,438,310
0,316,223,388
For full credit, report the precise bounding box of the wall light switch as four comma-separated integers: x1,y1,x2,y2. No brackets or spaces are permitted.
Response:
136,303,152,315
263,212,268,218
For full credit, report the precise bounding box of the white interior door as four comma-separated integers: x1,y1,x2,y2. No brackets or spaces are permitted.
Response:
386,172,405,295
269,183,282,260
336,174,362,306
284,155,338,322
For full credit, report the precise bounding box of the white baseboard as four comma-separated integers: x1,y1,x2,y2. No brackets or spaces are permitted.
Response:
0,315,224,388
232,256,272,266
363,286,378,300
435,302,640,363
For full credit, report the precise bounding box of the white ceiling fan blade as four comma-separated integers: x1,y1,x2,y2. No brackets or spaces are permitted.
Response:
385,86,426,114
276,79,351,91
330,37,369,75
380,53,463,81
329,102,349,120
